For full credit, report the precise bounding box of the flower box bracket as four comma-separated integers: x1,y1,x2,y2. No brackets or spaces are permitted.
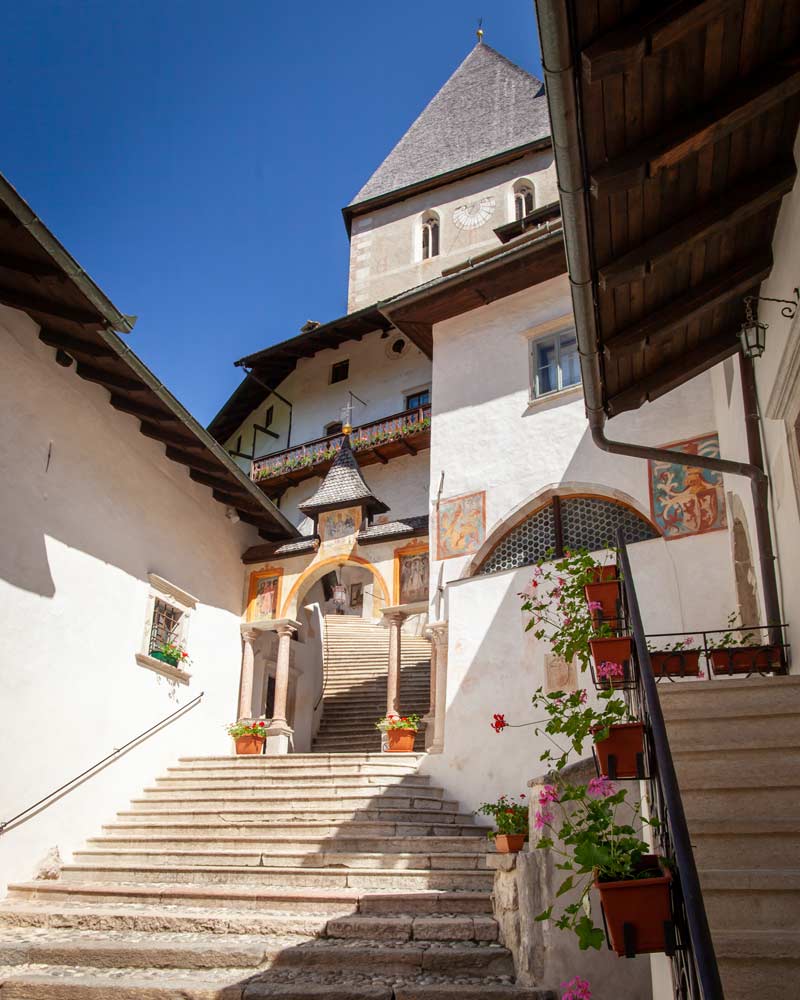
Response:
593,744,647,782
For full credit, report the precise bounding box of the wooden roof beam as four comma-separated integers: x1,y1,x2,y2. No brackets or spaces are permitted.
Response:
372,448,388,465
591,55,800,196
402,440,418,456
76,363,146,392
581,0,739,82
0,284,102,325
211,488,262,512
189,468,252,493
164,446,221,475
39,327,115,359
598,159,795,290
603,252,773,358
0,251,63,278
109,393,180,423
607,333,741,415
139,421,205,450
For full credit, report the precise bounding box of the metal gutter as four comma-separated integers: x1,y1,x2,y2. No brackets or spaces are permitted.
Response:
0,174,136,334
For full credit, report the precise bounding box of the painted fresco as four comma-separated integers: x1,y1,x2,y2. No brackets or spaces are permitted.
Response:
437,491,485,559
399,551,429,605
319,507,360,542
649,433,727,539
251,573,279,620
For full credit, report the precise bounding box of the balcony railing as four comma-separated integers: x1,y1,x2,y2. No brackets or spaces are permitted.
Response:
251,404,431,484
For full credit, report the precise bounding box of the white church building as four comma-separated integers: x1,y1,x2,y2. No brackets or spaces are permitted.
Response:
0,29,798,1000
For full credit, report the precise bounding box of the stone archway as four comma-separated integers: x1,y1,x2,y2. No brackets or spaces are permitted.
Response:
280,554,391,620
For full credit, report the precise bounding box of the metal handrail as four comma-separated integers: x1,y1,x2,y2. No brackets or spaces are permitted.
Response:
616,530,724,1000
0,691,204,835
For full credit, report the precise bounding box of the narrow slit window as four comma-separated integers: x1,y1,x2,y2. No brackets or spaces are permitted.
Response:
514,182,535,221
421,214,440,259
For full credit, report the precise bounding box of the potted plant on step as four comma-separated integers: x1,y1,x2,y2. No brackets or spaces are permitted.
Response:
151,641,190,668
647,636,702,679
707,613,785,675
534,778,671,955
376,713,421,752
226,720,268,755
476,794,529,853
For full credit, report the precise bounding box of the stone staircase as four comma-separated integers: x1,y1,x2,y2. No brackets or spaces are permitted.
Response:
661,675,800,999
0,754,554,999
312,616,431,753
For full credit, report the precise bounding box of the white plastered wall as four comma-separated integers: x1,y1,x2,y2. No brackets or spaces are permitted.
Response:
348,150,558,311
0,306,264,890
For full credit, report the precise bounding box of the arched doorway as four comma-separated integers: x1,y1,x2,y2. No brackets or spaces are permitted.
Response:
281,555,391,621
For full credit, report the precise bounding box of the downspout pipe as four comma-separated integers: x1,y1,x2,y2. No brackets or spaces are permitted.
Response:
535,0,782,634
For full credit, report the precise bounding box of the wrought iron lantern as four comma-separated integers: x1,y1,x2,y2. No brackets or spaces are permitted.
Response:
740,291,799,360
739,297,767,359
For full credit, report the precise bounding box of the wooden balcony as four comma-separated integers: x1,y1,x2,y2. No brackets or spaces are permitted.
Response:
251,405,431,492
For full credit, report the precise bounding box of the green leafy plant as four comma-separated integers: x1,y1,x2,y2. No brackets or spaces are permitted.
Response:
476,794,529,838
226,720,268,738
520,549,617,672
375,713,422,732
646,635,698,654
154,642,191,666
533,778,659,950
711,611,760,649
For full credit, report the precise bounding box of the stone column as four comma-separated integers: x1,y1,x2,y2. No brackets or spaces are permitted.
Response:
264,622,296,755
238,629,260,721
385,611,406,716
428,622,448,754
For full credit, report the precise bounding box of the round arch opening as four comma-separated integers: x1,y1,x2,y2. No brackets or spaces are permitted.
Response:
281,555,391,621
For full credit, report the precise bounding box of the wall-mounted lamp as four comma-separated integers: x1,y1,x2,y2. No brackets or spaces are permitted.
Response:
740,290,799,360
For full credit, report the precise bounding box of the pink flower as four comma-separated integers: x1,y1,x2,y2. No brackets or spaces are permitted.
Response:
597,660,624,680
578,689,588,704
697,670,706,679
684,636,695,646
534,808,554,830
557,577,566,587
587,600,603,612
563,615,572,626
538,784,559,805
532,565,544,579
561,976,592,1000
587,776,616,798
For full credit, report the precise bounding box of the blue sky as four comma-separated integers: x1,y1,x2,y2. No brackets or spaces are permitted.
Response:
5,1,543,424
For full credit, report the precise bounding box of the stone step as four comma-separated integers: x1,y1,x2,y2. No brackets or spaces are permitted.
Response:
665,715,799,752
141,784,444,801
672,745,800,784
167,764,422,778
7,882,493,915
58,864,494,892
659,676,800,721
74,849,487,871
715,929,800,1000
117,809,478,826
0,971,553,1000
0,928,514,977
681,783,800,820
700,869,800,930
0,904,499,943
176,755,424,763
156,775,432,789
103,821,488,839
90,836,487,854
131,793,456,811
690,817,800,868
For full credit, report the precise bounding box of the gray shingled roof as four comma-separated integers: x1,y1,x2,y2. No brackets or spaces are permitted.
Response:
349,43,550,207
357,515,430,545
299,437,389,516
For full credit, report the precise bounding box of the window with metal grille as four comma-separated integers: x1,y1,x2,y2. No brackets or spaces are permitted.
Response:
479,496,658,575
148,598,183,654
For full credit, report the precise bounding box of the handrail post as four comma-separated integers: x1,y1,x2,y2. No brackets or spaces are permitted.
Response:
616,529,724,1000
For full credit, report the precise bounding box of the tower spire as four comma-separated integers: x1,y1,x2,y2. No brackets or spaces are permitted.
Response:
476,17,484,44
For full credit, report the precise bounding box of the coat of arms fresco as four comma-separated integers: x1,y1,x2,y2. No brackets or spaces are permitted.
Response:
436,491,485,559
649,434,727,539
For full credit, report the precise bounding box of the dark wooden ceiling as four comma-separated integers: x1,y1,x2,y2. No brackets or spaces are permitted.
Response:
0,191,295,542
565,0,800,415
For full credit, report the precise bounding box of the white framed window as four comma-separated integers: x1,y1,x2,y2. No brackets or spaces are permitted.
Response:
529,328,581,398
513,180,535,221
135,573,197,683
421,212,440,260
405,387,431,410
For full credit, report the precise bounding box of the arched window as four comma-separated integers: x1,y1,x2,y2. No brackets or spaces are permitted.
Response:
513,181,535,221
421,213,440,260
478,494,659,575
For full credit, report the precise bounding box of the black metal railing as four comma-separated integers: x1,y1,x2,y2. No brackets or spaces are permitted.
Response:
0,692,204,835
615,530,724,1000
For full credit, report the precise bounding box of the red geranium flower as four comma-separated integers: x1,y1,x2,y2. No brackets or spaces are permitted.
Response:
491,713,508,733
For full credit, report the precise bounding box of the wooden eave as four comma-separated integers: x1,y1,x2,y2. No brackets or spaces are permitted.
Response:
208,305,393,445
493,200,562,243
0,179,297,542
379,229,567,355
556,0,800,415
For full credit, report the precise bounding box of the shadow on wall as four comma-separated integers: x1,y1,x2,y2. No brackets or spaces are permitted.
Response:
0,315,252,614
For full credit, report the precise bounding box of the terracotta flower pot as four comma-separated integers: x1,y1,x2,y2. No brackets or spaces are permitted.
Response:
386,728,416,752
234,735,265,755
709,644,784,675
495,834,526,854
584,580,621,627
586,565,619,583
592,721,645,779
595,856,672,956
590,635,634,688
650,650,701,678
